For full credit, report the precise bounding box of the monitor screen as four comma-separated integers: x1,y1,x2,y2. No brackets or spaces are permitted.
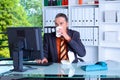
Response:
7,27,43,61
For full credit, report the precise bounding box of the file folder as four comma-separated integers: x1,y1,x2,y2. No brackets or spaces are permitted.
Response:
85,8,90,26
95,8,99,26
94,27,98,45
82,8,85,26
53,0,57,6
78,8,83,26
117,11,120,23
89,8,94,26
71,8,74,26
79,28,83,43
57,0,62,6
45,9,49,26
90,28,94,45
62,0,68,5
48,0,53,6
74,8,78,26
78,0,83,5
44,0,48,6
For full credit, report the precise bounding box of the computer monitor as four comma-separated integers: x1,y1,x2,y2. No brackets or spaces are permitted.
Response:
7,27,44,71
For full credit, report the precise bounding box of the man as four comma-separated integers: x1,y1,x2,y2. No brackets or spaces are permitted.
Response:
37,13,86,63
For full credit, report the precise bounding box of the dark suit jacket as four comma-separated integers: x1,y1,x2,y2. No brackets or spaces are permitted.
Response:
43,29,86,63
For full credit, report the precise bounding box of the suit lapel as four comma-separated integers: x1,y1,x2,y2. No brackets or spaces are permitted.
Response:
51,33,58,61
67,30,73,51
68,29,72,38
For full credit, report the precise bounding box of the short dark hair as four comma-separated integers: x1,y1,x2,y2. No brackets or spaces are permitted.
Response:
55,13,68,22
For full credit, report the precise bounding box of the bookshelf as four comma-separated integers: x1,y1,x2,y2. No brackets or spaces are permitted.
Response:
42,0,120,62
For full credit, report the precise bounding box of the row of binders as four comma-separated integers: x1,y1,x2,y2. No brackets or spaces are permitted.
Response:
44,7,99,26
44,27,99,46
44,0,68,6
70,27,99,46
104,10,120,23
44,27,56,33
71,7,99,26
44,8,68,26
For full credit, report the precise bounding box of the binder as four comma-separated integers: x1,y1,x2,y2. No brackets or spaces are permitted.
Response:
82,28,86,45
82,8,85,26
85,28,89,45
85,8,90,26
44,28,47,33
44,0,48,6
89,8,94,26
95,8,99,26
84,28,87,45
49,9,53,26
90,27,94,45
49,27,52,33
79,28,83,42
64,0,68,5
71,8,74,26
53,0,57,6
48,0,53,6
45,9,49,26
74,8,78,26
51,9,55,26
93,27,98,45
62,0,68,5
78,8,83,26
117,11,120,23
57,0,62,6
78,0,83,5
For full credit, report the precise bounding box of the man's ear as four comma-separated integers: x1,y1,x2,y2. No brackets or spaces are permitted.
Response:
66,22,69,27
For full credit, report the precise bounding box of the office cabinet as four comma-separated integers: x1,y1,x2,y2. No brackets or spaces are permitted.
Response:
42,0,120,62
99,0,120,62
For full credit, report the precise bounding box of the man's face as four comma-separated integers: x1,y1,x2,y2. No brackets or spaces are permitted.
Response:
55,17,68,31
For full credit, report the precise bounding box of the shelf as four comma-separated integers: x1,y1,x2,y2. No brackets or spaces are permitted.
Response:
70,26,99,28
101,22,120,25
70,4,99,7
99,42,120,48
44,5,68,8
100,0,120,3
85,45,99,47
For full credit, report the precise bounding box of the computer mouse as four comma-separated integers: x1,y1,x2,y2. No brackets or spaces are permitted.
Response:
95,61,107,66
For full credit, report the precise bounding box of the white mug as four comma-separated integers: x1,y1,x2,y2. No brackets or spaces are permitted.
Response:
56,26,62,37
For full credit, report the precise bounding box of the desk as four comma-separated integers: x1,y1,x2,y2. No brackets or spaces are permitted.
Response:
0,60,120,80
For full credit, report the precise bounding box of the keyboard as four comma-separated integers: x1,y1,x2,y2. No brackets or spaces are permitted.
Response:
23,61,53,66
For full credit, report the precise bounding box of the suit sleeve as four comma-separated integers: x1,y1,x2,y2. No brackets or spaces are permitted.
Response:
68,31,86,57
43,34,48,58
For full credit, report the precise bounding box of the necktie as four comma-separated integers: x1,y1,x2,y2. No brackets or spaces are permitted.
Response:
60,38,68,61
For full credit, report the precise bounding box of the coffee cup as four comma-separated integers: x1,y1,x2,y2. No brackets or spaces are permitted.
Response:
56,26,62,37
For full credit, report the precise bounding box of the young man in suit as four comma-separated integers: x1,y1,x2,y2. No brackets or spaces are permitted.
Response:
37,13,86,63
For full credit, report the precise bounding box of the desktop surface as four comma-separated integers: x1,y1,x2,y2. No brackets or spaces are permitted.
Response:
0,60,120,79
23,61,53,66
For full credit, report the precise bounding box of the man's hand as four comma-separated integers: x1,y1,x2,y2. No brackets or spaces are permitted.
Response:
59,28,71,42
41,57,48,63
35,57,48,64
35,59,42,64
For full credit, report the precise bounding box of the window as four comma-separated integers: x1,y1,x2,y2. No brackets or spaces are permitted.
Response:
0,0,42,59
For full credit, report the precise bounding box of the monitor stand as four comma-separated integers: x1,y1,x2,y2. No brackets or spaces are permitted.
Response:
11,40,27,72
